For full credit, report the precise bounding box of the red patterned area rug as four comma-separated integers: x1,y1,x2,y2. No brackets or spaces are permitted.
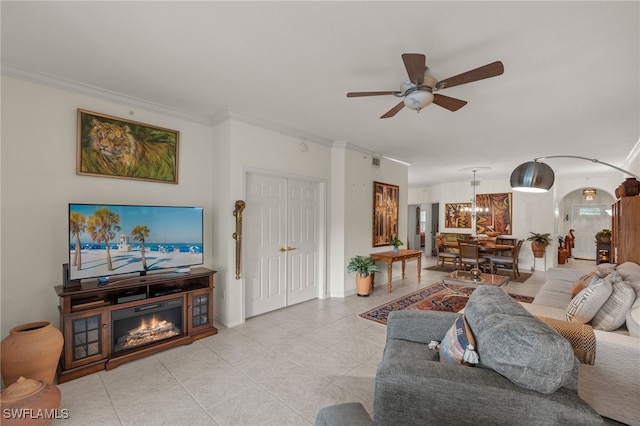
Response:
359,282,534,325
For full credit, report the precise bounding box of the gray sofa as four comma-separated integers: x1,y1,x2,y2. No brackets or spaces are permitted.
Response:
522,262,640,426
317,286,602,426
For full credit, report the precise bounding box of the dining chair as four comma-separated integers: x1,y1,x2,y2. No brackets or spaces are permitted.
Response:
436,236,459,269
488,239,524,278
457,240,488,271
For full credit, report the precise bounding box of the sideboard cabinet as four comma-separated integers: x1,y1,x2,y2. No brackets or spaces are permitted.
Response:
611,197,640,265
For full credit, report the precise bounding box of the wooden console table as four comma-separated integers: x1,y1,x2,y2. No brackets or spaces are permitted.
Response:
370,249,422,293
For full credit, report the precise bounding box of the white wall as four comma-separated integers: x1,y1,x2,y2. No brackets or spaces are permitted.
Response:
218,119,333,326
0,76,411,336
0,76,216,337
341,150,408,296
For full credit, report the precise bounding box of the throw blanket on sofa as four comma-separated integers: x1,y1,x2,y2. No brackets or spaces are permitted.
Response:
538,316,596,365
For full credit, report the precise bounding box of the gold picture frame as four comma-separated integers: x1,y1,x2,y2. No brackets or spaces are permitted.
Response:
373,181,399,247
77,109,179,184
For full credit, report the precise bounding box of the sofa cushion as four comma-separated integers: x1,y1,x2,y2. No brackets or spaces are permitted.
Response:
566,278,612,323
439,315,478,365
464,286,578,394
617,261,640,294
626,305,640,337
604,270,624,285
595,263,617,277
591,281,636,331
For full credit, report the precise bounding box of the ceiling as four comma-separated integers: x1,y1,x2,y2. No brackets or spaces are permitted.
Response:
2,1,639,187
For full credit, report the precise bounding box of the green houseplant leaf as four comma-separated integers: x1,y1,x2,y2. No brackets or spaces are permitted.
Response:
526,232,551,246
595,229,612,241
390,237,403,247
347,255,380,278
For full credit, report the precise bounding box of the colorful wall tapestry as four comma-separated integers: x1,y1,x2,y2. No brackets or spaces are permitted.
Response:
476,192,512,235
445,203,472,228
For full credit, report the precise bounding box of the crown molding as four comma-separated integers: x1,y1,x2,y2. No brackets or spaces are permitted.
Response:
210,108,334,147
2,61,404,160
2,61,213,126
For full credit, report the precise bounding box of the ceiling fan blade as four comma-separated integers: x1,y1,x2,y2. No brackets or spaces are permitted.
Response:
402,53,426,85
433,94,468,112
436,61,504,90
380,101,405,119
347,91,401,97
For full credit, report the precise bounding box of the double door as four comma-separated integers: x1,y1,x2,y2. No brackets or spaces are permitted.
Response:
245,173,321,317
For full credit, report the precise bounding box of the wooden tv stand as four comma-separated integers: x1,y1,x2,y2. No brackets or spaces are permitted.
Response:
54,267,217,383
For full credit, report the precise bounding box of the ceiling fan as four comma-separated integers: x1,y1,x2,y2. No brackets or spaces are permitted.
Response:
346,53,504,118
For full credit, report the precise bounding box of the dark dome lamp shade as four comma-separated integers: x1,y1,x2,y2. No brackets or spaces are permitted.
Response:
510,161,555,192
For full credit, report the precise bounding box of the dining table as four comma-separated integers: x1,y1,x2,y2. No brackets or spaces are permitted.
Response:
442,241,515,256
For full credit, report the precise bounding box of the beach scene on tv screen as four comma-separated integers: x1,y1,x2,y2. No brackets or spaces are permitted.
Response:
69,204,203,281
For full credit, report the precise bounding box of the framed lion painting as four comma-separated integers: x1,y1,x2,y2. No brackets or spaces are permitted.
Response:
77,109,179,184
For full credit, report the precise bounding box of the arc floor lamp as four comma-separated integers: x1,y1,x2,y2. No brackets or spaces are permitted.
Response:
510,155,640,193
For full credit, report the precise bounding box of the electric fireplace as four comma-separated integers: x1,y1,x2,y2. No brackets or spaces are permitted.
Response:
111,298,183,354
55,267,217,383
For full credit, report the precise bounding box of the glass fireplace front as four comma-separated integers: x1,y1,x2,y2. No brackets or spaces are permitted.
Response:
111,297,183,354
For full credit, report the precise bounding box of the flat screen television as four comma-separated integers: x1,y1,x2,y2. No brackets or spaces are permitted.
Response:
68,203,204,281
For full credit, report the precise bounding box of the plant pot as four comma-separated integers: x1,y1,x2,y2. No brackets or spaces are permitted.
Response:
393,246,399,254
1,322,64,386
0,377,62,426
355,273,372,297
531,242,547,258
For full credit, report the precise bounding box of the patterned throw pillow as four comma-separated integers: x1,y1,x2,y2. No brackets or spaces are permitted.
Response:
571,272,597,297
591,280,636,331
439,315,478,366
566,278,612,323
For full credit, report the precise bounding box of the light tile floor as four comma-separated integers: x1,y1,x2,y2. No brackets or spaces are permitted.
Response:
51,257,609,426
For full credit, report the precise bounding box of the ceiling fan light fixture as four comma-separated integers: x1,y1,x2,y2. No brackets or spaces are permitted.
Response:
404,90,434,111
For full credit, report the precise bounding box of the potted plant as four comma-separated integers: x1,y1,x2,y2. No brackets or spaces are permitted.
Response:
390,236,403,253
527,232,551,258
595,229,612,243
557,236,568,264
347,255,380,297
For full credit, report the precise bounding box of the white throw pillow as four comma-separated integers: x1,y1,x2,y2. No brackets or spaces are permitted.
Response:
591,280,636,331
566,278,612,323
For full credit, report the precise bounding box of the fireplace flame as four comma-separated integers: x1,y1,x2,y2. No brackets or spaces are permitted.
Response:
131,315,167,335
116,314,181,352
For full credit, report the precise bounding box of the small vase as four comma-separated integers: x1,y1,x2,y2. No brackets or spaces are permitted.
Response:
615,185,624,199
1,322,64,386
622,177,640,197
393,246,399,254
